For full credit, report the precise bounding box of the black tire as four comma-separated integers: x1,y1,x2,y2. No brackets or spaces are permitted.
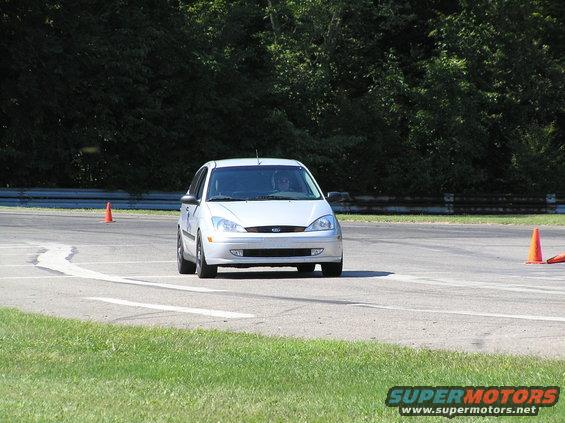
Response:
297,264,316,273
321,257,343,277
177,229,196,274
196,233,217,279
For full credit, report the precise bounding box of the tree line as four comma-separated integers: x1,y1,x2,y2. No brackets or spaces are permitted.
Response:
1,0,563,194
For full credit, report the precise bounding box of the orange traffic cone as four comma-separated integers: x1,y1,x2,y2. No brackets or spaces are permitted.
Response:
525,227,544,264
104,202,114,223
547,253,565,264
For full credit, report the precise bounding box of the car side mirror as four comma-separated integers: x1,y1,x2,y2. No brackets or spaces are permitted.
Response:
326,191,350,203
180,194,199,205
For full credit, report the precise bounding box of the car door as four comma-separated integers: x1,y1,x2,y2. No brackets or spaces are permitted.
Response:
185,167,208,256
181,167,205,258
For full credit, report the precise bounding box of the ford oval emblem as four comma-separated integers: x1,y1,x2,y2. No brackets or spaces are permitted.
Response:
271,227,281,233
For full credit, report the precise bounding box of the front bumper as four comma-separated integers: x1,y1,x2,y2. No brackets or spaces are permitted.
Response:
203,230,343,266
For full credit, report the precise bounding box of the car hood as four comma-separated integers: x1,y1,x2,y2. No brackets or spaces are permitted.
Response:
206,200,332,228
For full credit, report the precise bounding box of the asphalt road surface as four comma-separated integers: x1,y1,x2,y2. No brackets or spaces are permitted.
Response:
1,210,564,357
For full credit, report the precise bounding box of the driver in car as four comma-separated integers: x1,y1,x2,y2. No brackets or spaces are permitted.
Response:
274,171,292,192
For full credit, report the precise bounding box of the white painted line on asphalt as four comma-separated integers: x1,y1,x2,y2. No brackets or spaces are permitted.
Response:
35,243,222,293
352,303,565,323
85,297,255,319
508,275,565,281
381,273,565,295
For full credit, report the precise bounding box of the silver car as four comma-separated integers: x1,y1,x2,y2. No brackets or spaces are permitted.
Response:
177,158,343,278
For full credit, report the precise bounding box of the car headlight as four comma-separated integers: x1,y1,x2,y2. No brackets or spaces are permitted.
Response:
211,217,246,233
305,215,335,232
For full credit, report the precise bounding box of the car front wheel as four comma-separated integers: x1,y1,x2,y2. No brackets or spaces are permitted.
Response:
321,257,342,277
297,264,316,273
196,233,217,279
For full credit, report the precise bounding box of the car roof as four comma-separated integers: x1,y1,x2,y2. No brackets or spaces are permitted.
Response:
211,158,303,168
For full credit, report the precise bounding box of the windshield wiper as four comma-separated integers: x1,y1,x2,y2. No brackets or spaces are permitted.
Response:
207,195,244,202
249,195,295,201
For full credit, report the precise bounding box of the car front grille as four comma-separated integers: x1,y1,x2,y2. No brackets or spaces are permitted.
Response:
242,248,311,257
245,226,305,233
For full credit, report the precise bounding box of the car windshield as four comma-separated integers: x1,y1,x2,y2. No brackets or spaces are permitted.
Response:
207,165,322,201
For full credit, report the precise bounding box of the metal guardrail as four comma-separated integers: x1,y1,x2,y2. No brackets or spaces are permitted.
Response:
0,189,563,214
326,192,563,214
0,189,185,211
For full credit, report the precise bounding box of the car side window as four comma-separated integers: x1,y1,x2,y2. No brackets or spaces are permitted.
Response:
195,168,208,200
188,169,203,195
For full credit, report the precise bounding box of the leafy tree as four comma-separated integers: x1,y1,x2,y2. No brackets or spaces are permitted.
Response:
426,0,564,192
1,0,562,194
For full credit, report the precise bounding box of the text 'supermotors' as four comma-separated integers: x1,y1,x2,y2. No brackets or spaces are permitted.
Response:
177,158,343,279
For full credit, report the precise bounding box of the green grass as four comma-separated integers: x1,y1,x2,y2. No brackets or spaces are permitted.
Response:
2,206,565,225
0,308,563,422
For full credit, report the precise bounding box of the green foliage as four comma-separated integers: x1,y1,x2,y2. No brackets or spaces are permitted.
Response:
0,0,563,193
428,0,565,193
403,54,490,193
